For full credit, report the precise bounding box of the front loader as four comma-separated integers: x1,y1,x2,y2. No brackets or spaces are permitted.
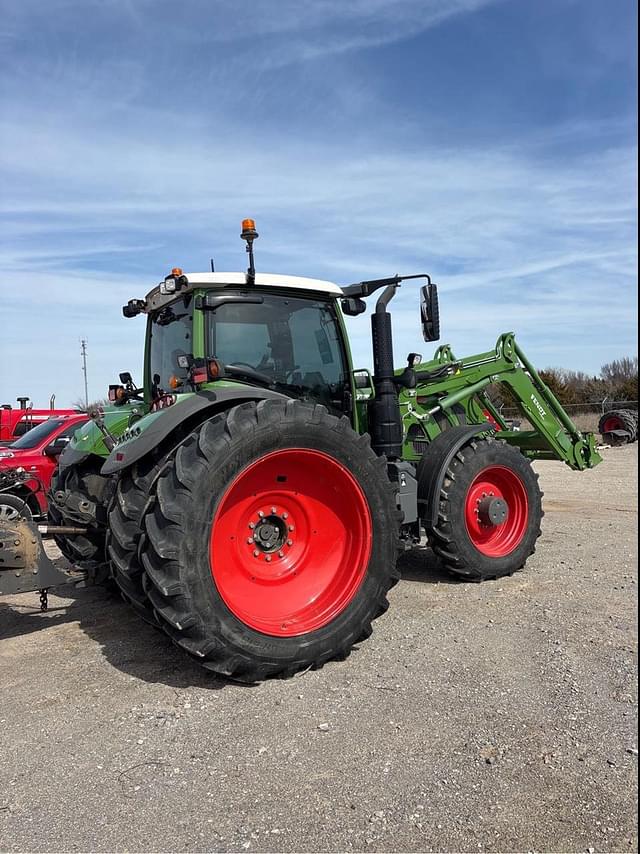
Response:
9,219,601,680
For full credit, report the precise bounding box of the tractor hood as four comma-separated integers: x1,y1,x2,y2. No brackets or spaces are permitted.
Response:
58,406,137,472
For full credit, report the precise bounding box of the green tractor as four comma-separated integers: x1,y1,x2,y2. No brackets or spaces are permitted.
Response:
48,220,601,680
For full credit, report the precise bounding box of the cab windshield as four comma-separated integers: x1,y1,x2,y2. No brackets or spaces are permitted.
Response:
206,292,349,413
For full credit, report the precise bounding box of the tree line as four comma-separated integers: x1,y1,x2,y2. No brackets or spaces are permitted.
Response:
489,356,638,410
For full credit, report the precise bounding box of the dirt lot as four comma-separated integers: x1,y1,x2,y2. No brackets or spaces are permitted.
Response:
0,446,637,853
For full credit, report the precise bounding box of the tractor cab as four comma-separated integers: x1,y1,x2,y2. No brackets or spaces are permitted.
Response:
117,219,441,452
143,276,353,418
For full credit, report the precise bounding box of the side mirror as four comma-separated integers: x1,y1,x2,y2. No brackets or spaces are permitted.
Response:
353,369,375,393
119,371,133,385
341,297,367,317
420,284,440,342
44,436,70,457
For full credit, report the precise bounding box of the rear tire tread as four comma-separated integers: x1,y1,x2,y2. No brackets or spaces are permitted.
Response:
142,400,401,681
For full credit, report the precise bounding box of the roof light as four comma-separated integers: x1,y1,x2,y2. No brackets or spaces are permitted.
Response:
171,267,183,276
241,218,258,241
160,278,177,295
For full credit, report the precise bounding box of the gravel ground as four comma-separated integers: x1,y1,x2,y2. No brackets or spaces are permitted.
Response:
0,445,637,853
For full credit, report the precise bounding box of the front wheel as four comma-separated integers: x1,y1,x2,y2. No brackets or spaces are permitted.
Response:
427,437,543,580
139,400,401,681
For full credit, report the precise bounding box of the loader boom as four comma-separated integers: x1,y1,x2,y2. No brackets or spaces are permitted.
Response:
398,332,602,471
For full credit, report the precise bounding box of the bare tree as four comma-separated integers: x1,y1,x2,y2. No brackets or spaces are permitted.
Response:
601,356,638,384
71,395,110,412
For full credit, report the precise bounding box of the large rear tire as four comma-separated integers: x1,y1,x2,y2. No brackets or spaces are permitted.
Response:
107,456,165,623
140,400,401,681
427,437,543,581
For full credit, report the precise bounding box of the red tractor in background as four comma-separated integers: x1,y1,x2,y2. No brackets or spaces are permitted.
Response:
0,413,89,520
0,397,78,445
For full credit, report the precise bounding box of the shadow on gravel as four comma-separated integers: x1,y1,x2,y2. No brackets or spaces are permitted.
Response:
1,542,457,689
0,586,254,692
398,544,460,585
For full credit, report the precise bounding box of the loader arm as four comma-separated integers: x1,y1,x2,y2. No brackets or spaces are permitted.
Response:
404,333,602,471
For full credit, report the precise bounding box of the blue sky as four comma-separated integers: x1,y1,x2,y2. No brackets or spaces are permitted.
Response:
0,0,637,408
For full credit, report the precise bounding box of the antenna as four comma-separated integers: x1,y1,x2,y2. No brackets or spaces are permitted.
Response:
210,258,215,272
80,338,89,409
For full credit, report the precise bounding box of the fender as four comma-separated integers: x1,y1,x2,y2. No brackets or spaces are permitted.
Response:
416,424,492,529
101,387,288,476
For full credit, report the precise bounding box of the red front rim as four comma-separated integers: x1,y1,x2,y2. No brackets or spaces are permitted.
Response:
602,416,623,433
464,465,529,557
210,449,372,637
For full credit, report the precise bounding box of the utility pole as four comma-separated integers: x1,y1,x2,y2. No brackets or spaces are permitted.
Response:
80,338,89,409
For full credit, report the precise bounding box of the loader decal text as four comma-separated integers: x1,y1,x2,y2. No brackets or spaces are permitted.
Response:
530,393,547,419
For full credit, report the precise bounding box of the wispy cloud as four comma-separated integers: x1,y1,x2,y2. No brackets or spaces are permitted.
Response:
0,0,636,406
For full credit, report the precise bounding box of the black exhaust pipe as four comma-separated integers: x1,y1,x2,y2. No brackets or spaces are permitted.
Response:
370,285,402,459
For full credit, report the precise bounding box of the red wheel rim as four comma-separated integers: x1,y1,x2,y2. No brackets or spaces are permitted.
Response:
210,449,372,636
602,416,623,433
464,465,529,557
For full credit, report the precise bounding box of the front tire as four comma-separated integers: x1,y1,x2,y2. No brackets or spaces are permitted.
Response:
428,437,543,581
140,400,401,681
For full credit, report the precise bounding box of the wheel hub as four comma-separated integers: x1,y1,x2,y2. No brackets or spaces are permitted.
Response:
252,513,289,554
246,507,296,562
477,495,509,527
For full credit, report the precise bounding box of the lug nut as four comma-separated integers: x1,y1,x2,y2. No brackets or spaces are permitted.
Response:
278,551,284,558
258,511,264,518
266,555,272,562
288,525,294,531
282,512,289,519
247,537,254,544
253,550,259,557
271,506,277,514
287,539,293,546
248,522,255,529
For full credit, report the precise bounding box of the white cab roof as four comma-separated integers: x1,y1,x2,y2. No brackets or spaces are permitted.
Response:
184,272,343,296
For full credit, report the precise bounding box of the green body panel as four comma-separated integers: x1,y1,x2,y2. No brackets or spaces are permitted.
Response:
102,381,250,458
69,405,141,458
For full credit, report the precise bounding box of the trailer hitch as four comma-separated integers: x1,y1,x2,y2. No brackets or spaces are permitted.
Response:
0,517,85,597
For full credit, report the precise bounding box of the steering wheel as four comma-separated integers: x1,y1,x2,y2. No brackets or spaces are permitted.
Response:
226,362,273,385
